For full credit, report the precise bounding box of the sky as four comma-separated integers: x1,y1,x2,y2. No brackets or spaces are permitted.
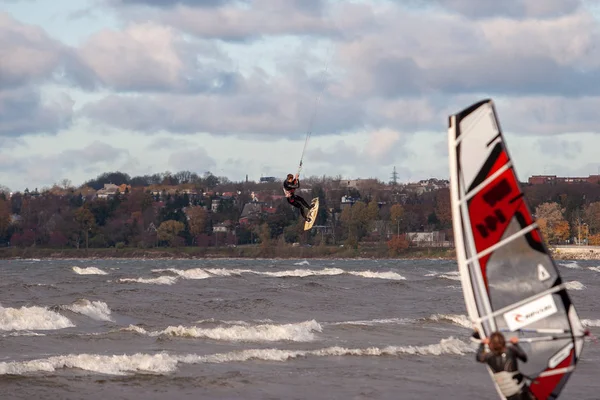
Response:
2,0,600,192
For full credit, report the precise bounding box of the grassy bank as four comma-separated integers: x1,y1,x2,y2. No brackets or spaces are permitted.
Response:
0,245,456,260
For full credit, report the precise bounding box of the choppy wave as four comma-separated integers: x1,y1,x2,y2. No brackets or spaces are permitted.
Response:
559,261,582,269
72,266,108,275
326,318,413,327
0,305,74,331
425,271,461,281
0,337,474,376
293,260,310,266
61,299,114,322
589,267,600,273
426,314,472,329
119,267,406,284
566,281,586,290
118,276,178,285
582,319,600,327
122,320,321,342
152,268,212,280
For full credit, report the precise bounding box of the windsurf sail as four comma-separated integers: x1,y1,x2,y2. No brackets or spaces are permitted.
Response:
448,99,586,400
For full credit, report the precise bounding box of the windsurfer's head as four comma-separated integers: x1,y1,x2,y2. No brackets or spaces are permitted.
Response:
489,332,506,355
287,174,294,181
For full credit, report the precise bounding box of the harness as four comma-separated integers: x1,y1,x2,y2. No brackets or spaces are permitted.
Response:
493,371,524,397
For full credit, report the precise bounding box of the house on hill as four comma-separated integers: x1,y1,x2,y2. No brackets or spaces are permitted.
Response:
96,184,119,199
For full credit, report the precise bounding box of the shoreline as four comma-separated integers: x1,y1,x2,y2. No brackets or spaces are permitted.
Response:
0,245,456,261
0,245,596,261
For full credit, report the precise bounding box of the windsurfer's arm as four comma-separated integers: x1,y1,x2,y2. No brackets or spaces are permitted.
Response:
476,342,488,362
509,337,528,362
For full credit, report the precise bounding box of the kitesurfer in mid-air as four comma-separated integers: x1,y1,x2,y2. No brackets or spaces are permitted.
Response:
475,331,536,400
283,173,314,222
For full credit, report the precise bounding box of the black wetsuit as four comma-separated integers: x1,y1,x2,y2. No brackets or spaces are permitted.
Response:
283,179,311,219
476,342,535,400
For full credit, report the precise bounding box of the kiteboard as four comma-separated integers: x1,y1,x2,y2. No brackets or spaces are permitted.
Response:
304,198,319,231
447,99,587,400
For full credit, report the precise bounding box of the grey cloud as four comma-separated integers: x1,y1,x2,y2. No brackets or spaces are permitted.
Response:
79,74,366,138
0,141,135,190
168,147,217,172
334,4,600,99
112,0,236,7
421,0,583,19
75,22,239,93
0,88,73,137
535,138,583,159
156,0,337,41
0,13,64,89
497,96,600,135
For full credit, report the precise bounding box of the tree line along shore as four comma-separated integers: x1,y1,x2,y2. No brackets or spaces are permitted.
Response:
1,170,600,258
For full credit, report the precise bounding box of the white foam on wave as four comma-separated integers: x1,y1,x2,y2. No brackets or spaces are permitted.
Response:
588,266,600,273
0,305,74,331
123,320,321,342
118,276,178,285
0,352,178,376
425,271,461,281
348,270,406,280
559,261,581,269
566,281,585,290
582,319,600,327
62,299,114,322
0,337,474,376
204,268,253,276
294,260,310,266
326,318,413,326
427,314,472,329
72,266,108,275
152,268,211,280
261,267,346,278
119,266,406,284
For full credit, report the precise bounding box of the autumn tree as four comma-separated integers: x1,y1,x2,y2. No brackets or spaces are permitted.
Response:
340,201,369,245
390,204,404,236
0,198,10,242
258,222,272,248
583,202,600,235
535,202,569,244
434,188,452,229
75,207,96,250
187,206,209,245
157,220,185,247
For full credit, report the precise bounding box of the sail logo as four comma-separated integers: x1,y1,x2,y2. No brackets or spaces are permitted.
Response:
504,294,558,331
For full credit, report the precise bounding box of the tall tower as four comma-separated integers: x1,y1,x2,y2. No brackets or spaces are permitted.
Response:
390,166,398,185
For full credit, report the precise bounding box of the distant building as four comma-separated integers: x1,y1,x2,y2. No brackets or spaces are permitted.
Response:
96,184,119,199
259,176,277,183
528,174,600,185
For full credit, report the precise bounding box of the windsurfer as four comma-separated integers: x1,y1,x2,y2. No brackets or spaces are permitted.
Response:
283,173,314,222
476,331,536,400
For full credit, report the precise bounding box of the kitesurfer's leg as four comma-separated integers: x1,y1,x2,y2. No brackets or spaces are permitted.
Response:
295,195,311,209
288,197,310,221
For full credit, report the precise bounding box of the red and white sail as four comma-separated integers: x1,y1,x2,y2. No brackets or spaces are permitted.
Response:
448,99,586,400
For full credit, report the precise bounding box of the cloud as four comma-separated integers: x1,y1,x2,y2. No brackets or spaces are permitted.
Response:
78,73,367,137
535,138,582,159
0,141,136,188
109,0,339,41
167,147,216,172
0,12,64,89
496,96,600,135
0,87,74,137
110,0,236,8
427,0,585,19
308,128,411,170
76,21,237,93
